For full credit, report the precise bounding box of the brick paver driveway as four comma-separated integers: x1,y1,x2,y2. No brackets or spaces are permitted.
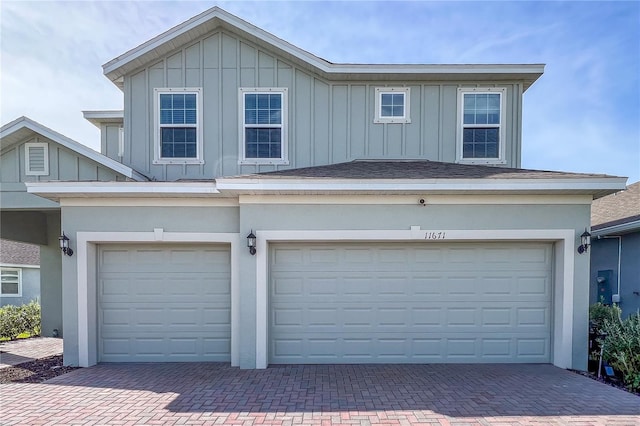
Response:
1,363,638,425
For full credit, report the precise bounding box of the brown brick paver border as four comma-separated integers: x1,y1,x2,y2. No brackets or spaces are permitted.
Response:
0,337,62,368
1,363,638,425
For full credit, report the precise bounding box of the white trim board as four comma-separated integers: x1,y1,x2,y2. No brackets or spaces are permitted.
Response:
75,230,241,368
254,228,576,369
238,194,593,205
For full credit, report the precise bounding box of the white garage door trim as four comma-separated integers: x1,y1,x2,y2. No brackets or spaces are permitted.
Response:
255,228,576,369
76,229,240,368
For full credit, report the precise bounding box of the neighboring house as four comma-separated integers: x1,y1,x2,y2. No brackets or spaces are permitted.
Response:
0,7,627,370
0,239,40,307
590,181,640,317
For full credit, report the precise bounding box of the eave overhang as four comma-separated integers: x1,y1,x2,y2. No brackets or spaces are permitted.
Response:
82,110,124,128
26,181,219,202
214,176,628,198
103,7,544,91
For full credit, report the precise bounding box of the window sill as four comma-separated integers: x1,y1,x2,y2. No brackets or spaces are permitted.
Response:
457,159,507,166
374,118,411,124
0,294,22,298
239,159,290,166
153,159,205,165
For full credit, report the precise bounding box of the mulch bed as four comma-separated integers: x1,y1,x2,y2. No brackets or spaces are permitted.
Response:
0,355,80,384
570,369,640,397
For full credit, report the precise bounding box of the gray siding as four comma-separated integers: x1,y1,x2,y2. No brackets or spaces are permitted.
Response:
1,135,125,184
124,30,524,181
590,232,640,317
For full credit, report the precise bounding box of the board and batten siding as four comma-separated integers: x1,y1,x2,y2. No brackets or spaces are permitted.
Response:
124,30,523,181
0,136,123,184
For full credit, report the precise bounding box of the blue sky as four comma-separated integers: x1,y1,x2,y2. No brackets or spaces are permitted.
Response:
1,1,638,182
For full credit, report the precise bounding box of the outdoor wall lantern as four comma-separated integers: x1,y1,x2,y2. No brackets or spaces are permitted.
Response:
247,231,257,255
58,232,73,256
577,229,591,254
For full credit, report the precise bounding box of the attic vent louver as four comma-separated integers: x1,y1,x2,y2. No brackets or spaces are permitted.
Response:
25,142,49,176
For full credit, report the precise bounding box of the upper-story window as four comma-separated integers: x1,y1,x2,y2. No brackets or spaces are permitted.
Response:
374,87,411,124
153,88,203,164
457,87,506,164
239,88,288,165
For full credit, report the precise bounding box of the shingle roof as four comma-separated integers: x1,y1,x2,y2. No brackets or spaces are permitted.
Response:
0,239,40,266
233,159,617,180
591,181,640,230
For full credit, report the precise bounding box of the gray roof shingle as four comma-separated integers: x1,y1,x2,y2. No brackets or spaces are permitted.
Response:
591,181,640,229
231,159,618,180
0,239,40,266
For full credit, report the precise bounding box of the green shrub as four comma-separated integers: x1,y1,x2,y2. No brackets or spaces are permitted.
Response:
0,301,41,340
600,311,640,392
589,302,621,335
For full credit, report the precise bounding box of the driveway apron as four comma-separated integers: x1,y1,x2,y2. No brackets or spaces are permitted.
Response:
1,363,638,425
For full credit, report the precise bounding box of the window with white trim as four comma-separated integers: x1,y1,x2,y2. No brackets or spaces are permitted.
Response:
239,88,288,164
1,268,22,297
457,87,506,163
25,142,49,176
153,88,203,164
374,87,410,123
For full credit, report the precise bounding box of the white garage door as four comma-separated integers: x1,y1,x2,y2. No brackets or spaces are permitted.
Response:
98,244,231,362
270,242,552,364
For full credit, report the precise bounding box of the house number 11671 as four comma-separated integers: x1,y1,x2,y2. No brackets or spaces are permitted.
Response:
424,232,446,240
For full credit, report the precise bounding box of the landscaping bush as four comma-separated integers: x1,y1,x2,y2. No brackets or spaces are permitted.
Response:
599,310,640,392
589,302,621,335
0,301,41,340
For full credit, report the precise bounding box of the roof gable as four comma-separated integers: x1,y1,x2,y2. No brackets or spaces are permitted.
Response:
103,7,544,90
0,117,147,182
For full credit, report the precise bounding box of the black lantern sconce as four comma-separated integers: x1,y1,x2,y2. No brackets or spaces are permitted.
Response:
59,232,73,256
577,229,591,254
247,231,257,255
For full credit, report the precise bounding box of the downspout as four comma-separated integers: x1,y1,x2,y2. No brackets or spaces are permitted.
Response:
597,235,622,300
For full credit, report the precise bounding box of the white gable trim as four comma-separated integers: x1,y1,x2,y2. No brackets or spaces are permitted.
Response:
1,117,147,181
102,7,544,88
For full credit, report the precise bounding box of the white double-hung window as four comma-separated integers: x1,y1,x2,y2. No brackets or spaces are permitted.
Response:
457,87,506,163
1,268,21,297
239,88,288,165
374,87,410,123
153,88,203,164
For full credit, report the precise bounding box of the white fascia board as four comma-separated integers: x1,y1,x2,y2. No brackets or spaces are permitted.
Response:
82,110,124,128
26,181,219,200
102,7,544,87
216,177,628,194
592,219,640,237
1,117,146,181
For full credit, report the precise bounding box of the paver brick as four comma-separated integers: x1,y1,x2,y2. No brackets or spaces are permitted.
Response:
1,363,639,425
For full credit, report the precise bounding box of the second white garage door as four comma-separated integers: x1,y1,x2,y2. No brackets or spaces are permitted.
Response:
98,244,231,362
270,242,552,364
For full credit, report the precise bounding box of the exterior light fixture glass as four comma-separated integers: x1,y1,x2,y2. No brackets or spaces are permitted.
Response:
58,232,73,256
247,231,257,255
577,229,591,254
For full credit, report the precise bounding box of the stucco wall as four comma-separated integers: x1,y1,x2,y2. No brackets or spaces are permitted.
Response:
59,197,591,369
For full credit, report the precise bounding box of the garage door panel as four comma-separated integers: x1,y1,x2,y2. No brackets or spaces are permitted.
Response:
270,242,552,364
99,244,231,362
271,333,550,363
272,302,549,333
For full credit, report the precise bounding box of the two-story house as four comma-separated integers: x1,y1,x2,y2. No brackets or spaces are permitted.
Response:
0,7,627,370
